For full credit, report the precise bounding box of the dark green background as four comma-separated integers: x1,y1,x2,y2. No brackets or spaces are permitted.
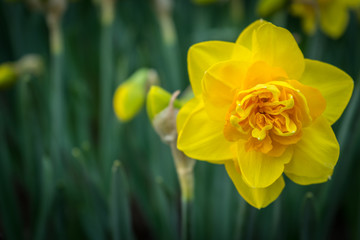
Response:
0,0,360,239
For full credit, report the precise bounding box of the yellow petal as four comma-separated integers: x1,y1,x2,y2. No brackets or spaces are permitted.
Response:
188,41,247,96
237,142,293,188
244,61,288,89
176,97,202,133
299,59,354,124
235,19,267,50
252,22,305,80
284,116,339,185
225,160,285,209
177,99,234,162
202,60,249,121
285,172,333,186
320,2,348,39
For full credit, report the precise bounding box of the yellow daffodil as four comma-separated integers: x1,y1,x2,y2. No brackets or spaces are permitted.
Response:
291,0,360,39
176,20,353,208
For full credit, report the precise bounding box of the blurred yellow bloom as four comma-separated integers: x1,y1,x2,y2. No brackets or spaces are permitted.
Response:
291,0,360,38
191,0,217,5
113,69,158,122
177,20,353,208
257,0,286,17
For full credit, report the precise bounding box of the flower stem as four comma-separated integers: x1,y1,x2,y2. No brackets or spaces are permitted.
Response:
47,7,65,178
152,91,195,240
170,141,194,240
181,198,190,240
99,0,115,182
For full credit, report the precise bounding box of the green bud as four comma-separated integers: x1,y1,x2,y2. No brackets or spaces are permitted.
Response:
146,86,183,122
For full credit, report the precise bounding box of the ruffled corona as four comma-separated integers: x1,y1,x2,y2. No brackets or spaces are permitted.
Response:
224,80,314,157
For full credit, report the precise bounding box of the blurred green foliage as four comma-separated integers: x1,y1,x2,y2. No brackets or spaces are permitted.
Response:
0,0,360,239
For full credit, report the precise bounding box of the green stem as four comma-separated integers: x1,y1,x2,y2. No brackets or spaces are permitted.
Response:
99,0,115,183
111,160,133,240
35,10,65,240
47,12,64,178
155,0,181,91
233,198,247,240
169,141,194,240
181,198,190,240
18,76,33,192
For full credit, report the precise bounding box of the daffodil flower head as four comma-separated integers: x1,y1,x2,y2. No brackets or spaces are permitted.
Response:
113,68,158,122
177,20,354,208
291,0,360,38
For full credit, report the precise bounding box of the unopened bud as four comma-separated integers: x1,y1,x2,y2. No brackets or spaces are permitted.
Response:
113,68,159,122
147,86,183,122
0,54,44,89
152,90,180,144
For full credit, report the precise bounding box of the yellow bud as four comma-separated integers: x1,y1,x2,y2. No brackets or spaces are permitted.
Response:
0,63,17,88
146,86,183,122
113,68,158,122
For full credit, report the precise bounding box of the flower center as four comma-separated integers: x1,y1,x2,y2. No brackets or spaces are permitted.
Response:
224,81,311,156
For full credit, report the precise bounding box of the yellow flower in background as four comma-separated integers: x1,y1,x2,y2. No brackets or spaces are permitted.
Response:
291,0,360,39
191,0,217,5
113,68,158,122
0,63,17,88
257,0,286,17
177,20,353,208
